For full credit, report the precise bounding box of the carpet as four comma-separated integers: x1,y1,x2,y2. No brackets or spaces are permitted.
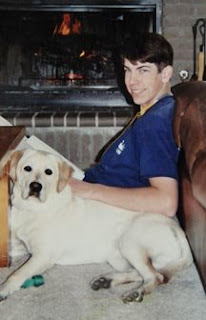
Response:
0,258,206,320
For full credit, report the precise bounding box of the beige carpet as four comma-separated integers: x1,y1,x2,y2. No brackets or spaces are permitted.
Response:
0,257,206,320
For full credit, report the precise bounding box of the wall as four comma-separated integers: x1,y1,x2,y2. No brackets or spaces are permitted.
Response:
163,0,206,85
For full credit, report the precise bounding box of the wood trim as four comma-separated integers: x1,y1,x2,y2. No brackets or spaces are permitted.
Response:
0,164,9,267
0,126,25,267
0,126,25,159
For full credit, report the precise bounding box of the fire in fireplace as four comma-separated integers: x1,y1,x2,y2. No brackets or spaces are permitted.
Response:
53,13,82,36
0,1,162,110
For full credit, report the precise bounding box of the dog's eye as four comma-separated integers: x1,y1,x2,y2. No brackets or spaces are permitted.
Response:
24,166,32,172
45,169,53,175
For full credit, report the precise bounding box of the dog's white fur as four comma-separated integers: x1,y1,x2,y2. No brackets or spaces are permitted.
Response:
0,149,193,302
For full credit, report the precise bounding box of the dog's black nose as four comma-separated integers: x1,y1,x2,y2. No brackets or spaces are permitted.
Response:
29,181,42,195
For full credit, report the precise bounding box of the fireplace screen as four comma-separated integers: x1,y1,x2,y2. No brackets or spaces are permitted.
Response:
0,10,155,89
0,1,161,109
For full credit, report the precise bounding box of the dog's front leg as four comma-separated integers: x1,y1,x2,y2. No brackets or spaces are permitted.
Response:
0,255,54,301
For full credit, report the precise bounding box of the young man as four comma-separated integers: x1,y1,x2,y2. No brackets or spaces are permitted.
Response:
69,33,179,217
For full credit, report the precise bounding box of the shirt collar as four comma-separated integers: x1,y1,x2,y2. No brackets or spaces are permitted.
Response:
140,93,173,116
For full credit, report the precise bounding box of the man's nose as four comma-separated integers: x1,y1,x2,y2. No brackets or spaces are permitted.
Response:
129,71,140,85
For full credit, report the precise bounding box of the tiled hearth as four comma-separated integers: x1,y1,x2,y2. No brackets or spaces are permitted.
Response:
26,122,129,170
1,109,133,128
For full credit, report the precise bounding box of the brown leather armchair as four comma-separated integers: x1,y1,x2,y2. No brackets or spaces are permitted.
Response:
172,81,206,291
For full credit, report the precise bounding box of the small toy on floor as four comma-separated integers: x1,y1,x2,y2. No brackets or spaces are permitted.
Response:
21,275,44,289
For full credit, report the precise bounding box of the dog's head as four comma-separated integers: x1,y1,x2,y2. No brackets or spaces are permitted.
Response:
9,148,73,203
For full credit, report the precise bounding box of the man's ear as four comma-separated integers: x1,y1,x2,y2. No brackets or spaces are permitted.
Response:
161,65,173,83
57,161,74,193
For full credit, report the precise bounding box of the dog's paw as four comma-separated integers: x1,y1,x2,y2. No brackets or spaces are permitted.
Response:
0,281,19,301
90,276,112,291
0,294,7,302
0,285,9,302
122,288,144,303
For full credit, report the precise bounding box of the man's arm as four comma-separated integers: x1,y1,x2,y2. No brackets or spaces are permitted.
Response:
69,177,178,217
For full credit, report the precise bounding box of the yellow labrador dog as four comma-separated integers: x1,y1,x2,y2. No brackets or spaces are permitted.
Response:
0,149,192,302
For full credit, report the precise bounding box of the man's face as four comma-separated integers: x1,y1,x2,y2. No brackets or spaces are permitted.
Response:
124,58,171,107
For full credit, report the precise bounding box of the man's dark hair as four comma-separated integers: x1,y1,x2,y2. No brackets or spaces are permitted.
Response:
119,32,173,72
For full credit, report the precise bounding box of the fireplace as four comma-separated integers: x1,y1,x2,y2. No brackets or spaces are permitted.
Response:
0,1,162,112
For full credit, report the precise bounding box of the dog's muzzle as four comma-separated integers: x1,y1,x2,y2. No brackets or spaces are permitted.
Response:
29,181,42,198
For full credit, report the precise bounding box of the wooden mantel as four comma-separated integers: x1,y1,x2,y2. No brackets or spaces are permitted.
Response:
0,126,25,267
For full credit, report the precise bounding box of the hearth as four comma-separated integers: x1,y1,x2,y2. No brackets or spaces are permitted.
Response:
0,1,162,112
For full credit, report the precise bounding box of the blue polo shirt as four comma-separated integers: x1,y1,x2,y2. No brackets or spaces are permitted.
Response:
84,95,179,188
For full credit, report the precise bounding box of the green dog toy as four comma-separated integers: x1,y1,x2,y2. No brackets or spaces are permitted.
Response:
21,275,45,289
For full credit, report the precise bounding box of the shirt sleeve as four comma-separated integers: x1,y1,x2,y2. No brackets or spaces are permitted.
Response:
138,117,179,180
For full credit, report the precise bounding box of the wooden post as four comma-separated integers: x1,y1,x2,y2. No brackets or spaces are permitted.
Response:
0,163,9,267
0,126,25,267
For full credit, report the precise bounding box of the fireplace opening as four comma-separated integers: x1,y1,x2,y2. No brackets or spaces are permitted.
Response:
0,11,154,87
0,1,162,110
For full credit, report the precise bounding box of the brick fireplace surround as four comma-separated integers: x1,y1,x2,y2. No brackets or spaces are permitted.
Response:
0,0,206,168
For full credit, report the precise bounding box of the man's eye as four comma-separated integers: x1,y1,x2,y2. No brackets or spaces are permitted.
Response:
45,169,53,175
24,166,32,172
140,68,149,73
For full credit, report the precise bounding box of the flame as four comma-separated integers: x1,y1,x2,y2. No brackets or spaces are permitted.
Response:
64,72,83,80
79,50,85,58
53,13,81,36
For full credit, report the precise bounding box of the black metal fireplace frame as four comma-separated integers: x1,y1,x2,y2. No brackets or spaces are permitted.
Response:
0,0,162,33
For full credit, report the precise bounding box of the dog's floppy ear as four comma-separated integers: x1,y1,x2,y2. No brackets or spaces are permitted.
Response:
57,161,74,193
9,150,24,182
0,149,24,181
